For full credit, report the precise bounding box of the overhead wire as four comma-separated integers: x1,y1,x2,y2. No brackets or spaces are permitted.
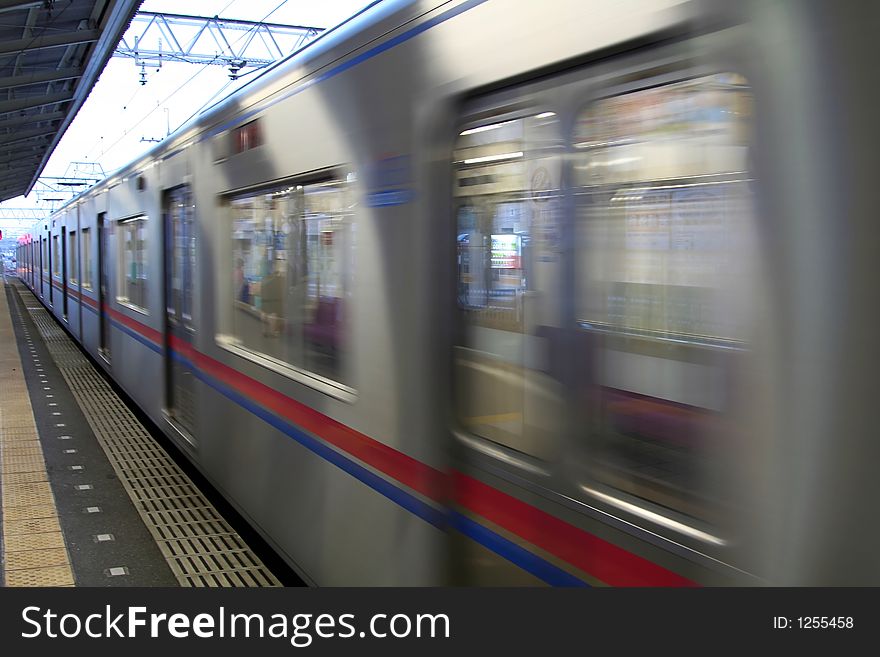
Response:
81,0,245,160
93,0,291,164
173,47,275,130
82,0,243,159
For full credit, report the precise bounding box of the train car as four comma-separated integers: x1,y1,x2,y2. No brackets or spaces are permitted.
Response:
18,0,880,585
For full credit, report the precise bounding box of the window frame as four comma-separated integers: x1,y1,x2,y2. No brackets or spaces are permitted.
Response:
52,233,61,279
215,168,357,403
81,227,92,290
569,71,755,545
450,35,755,561
451,106,566,466
68,230,78,287
571,72,754,348
116,213,149,314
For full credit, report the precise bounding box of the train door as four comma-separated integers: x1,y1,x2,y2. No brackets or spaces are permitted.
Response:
98,212,110,361
61,226,68,319
76,215,83,341
163,184,197,444
48,231,53,304
451,63,760,585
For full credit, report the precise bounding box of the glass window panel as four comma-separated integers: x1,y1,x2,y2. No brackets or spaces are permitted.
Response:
454,112,564,460
574,73,755,525
52,235,60,277
117,216,148,312
81,228,92,289
225,177,354,387
168,185,195,328
69,231,78,285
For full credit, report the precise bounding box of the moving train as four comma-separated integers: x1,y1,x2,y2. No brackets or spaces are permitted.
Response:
15,0,880,585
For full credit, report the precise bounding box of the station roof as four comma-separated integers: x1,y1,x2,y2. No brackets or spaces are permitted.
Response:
0,0,141,202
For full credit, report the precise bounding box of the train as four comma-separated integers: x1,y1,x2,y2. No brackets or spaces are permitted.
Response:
14,0,880,585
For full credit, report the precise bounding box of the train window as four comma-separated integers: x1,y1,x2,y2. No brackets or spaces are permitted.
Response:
219,176,354,388
52,234,60,278
81,228,92,289
232,120,262,154
117,215,148,312
69,231,78,286
573,73,755,526
453,111,564,460
167,185,195,327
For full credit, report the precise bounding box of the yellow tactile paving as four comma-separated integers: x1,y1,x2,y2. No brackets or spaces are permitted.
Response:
0,443,42,453
0,429,40,438
0,422,38,432
3,483,56,507
3,470,49,484
1,283,75,586
2,444,45,457
5,565,75,587
5,547,70,570
2,454,47,473
2,481,53,496
0,430,41,439
4,531,67,555
3,516,63,535
3,503,59,522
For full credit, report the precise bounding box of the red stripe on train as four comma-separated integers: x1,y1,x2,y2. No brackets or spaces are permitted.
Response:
452,471,698,587
106,306,163,345
92,312,695,586
168,334,446,503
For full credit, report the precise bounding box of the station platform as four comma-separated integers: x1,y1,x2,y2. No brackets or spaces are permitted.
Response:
0,277,284,587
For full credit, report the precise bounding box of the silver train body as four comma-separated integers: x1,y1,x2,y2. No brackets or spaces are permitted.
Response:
16,0,880,585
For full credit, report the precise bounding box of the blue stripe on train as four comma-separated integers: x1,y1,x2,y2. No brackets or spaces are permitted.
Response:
169,349,446,529
93,304,590,586
168,349,589,586
110,318,163,354
450,512,589,587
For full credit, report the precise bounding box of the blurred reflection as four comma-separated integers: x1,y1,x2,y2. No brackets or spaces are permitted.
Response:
453,74,756,536
454,112,565,460
118,216,148,311
68,230,78,287
575,74,755,525
227,179,354,386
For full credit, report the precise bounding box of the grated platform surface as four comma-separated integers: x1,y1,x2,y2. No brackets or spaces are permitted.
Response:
15,283,281,587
